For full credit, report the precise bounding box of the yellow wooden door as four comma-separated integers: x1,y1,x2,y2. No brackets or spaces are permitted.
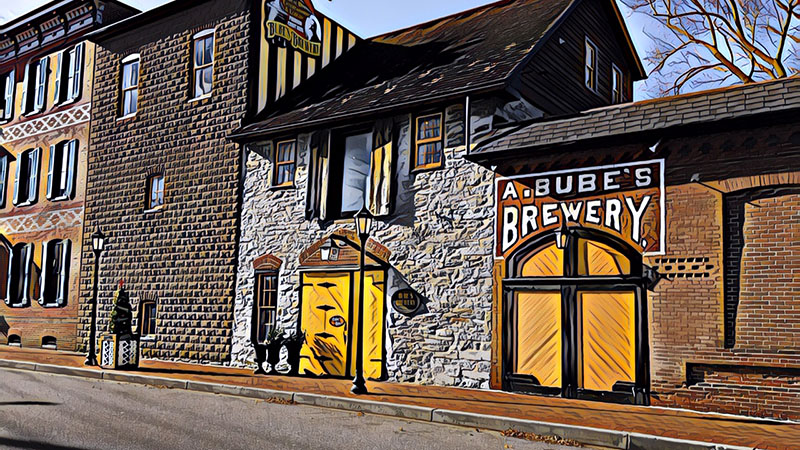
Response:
515,291,562,388
579,291,636,391
351,271,385,380
299,273,351,377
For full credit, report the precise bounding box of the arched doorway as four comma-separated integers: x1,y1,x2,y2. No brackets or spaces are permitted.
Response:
503,228,649,405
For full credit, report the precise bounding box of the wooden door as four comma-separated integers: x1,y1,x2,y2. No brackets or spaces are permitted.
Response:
515,291,562,388
299,272,352,377
352,270,385,380
579,291,636,392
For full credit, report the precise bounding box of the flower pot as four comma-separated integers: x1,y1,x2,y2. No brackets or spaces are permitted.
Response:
253,343,268,375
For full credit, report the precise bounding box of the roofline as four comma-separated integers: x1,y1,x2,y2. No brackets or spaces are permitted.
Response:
369,0,514,40
466,100,800,163
230,81,508,141
1,0,140,34
608,0,646,80
86,0,214,42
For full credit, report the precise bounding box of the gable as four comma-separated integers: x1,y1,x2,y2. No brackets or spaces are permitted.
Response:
512,0,644,115
254,0,360,114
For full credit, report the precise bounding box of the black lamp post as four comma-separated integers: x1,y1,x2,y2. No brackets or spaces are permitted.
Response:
351,206,373,395
85,227,106,366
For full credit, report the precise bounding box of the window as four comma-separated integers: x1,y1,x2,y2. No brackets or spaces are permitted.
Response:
139,300,157,336
585,37,598,92
611,64,623,103
21,57,49,115
192,30,215,98
254,272,278,344
147,173,165,210
6,243,34,307
120,54,140,117
47,140,78,201
273,140,296,187
13,148,41,206
54,43,84,105
1,70,14,121
414,113,443,170
0,156,8,209
340,131,372,216
40,239,71,307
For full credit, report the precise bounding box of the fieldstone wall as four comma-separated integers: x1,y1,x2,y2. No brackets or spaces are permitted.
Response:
233,101,507,388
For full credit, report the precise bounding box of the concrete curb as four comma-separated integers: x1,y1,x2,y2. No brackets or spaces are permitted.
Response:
0,359,758,450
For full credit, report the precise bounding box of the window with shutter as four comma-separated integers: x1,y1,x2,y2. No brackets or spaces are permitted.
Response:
14,148,40,206
1,70,14,121
0,155,7,208
47,140,78,201
33,57,49,113
40,239,70,307
7,243,33,307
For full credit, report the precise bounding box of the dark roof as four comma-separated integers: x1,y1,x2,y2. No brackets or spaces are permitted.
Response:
231,0,591,140
86,0,214,41
470,76,800,158
1,0,138,33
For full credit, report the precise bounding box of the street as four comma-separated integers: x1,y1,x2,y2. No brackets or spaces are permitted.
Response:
0,369,571,450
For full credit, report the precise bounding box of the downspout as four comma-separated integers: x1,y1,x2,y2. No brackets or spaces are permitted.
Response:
465,95,471,153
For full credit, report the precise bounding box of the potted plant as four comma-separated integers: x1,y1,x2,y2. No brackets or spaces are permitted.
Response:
265,327,284,375
283,331,305,376
99,281,140,370
253,342,268,375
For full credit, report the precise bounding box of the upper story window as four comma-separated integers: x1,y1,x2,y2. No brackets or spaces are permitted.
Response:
47,140,78,201
120,54,140,117
254,272,278,344
611,64,623,104
5,242,34,308
585,37,598,92
13,148,41,207
40,239,71,308
147,173,165,210
21,57,49,115
273,140,296,187
339,130,372,217
54,43,85,105
1,70,14,121
192,30,215,99
414,113,444,170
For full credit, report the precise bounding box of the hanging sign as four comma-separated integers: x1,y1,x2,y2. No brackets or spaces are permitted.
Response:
264,0,322,57
496,160,665,257
392,290,420,315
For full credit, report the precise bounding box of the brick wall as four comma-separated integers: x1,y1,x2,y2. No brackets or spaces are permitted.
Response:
80,2,249,363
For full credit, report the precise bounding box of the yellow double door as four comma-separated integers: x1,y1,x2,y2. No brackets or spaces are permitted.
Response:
298,271,385,379
515,290,637,392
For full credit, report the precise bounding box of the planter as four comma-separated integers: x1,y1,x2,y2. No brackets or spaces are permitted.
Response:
99,333,140,370
253,343,268,375
284,332,305,376
266,341,283,375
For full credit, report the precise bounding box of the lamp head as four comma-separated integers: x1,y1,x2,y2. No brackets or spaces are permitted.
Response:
354,205,374,237
91,227,107,254
555,220,570,250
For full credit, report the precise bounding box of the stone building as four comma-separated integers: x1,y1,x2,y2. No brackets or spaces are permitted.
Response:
230,0,644,387
0,0,138,351
81,0,355,363
469,77,800,418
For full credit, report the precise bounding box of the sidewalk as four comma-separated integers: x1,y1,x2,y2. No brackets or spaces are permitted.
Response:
1,346,795,449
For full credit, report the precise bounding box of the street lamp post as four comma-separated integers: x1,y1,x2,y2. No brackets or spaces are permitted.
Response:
351,206,373,395
85,227,107,366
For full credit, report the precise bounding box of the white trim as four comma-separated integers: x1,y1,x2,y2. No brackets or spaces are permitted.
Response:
493,158,667,259
116,113,137,121
192,28,215,39
121,53,140,64
188,94,211,103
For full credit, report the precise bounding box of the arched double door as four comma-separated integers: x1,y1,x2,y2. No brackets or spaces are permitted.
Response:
503,229,650,405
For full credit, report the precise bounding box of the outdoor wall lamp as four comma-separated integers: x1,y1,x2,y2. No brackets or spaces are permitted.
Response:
555,220,571,250
85,227,107,366
351,206,374,395
319,239,340,262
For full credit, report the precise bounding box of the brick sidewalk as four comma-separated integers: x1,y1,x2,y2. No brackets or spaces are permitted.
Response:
1,346,796,449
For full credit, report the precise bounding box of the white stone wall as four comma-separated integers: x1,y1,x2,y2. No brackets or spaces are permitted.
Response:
232,99,524,389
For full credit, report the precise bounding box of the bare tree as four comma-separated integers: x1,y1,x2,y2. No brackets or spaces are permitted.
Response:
622,0,800,95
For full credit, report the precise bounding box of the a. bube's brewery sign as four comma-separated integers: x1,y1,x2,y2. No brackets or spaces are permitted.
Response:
496,160,665,257
265,0,322,56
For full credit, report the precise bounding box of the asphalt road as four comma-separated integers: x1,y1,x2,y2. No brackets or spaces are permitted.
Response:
0,369,571,450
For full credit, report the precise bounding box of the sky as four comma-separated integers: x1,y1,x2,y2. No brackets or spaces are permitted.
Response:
1,0,654,97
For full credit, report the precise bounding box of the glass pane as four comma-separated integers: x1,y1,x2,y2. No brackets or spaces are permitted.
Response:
341,132,371,214
578,239,631,276
417,115,440,140
518,242,564,277
194,40,203,66
204,36,214,65
516,291,562,387
130,62,139,87
417,142,442,166
580,291,636,391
